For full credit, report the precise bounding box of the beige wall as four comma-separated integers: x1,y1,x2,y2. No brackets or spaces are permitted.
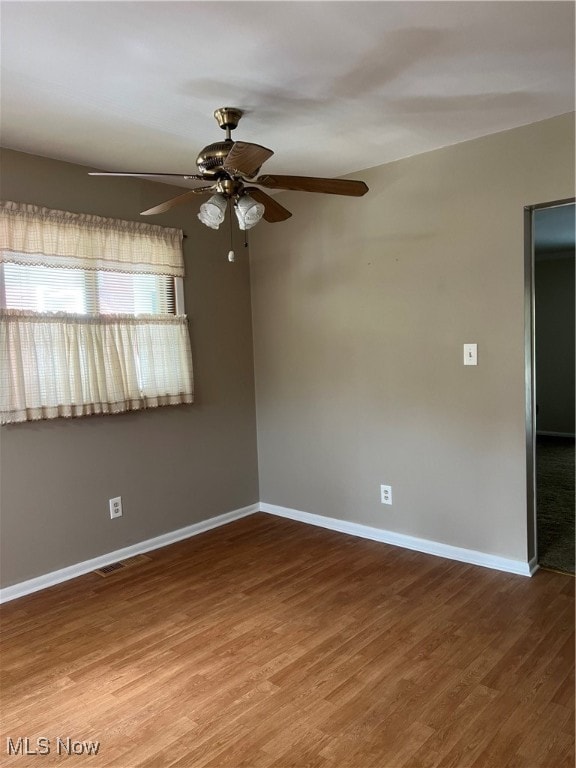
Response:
250,113,575,563
1,114,574,589
0,149,259,587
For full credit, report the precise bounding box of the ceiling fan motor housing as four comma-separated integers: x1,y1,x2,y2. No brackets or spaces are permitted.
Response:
196,140,234,178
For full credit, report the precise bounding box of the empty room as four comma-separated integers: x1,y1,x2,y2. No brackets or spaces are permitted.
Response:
0,2,574,767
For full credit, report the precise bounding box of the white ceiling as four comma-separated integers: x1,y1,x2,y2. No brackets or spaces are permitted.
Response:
1,1,574,187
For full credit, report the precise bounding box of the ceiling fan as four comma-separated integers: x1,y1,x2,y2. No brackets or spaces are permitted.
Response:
89,107,369,231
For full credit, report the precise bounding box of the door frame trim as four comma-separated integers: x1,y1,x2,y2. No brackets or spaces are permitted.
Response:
524,197,575,563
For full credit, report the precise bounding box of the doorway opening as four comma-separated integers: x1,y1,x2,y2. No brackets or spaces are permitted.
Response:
525,199,575,575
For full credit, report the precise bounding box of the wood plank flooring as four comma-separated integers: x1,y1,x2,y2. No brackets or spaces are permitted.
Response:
1,513,574,767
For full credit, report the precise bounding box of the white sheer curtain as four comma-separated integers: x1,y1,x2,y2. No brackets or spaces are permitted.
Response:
0,202,194,424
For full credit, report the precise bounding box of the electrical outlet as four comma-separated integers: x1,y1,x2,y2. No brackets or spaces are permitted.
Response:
109,496,123,519
380,485,392,505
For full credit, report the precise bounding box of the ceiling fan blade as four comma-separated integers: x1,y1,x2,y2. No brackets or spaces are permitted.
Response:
255,174,368,197
89,172,204,180
244,187,292,223
140,186,216,216
223,142,274,177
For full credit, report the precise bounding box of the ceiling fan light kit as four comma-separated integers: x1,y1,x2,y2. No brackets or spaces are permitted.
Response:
235,194,265,230
198,194,228,229
89,107,369,254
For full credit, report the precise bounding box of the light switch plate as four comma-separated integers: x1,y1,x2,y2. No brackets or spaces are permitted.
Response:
464,343,477,366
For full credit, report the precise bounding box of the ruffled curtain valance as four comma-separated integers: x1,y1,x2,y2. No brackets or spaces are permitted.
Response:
0,200,184,276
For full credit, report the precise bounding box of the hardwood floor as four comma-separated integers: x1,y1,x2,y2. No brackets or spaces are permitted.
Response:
1,513,574,767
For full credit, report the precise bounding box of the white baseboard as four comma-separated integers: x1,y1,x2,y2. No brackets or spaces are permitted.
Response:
0,499,537,603
260,502,534,577
0,503,259,604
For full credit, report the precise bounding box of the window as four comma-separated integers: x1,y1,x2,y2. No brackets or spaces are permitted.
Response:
0,201,194,424
3,263,176,315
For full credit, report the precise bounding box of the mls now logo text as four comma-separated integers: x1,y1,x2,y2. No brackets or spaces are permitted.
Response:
6,737,100,756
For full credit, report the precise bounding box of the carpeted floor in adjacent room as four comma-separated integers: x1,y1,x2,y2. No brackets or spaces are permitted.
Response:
536,435,575,575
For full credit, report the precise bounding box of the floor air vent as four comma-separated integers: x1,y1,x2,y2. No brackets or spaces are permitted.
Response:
94,554,152,578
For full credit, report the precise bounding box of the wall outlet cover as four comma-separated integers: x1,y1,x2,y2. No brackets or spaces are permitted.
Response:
380,485,392,505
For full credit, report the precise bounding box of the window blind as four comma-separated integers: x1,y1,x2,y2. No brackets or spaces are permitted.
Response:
2,262,175,315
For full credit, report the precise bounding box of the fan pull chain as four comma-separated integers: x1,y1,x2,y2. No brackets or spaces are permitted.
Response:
228,200,235,262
